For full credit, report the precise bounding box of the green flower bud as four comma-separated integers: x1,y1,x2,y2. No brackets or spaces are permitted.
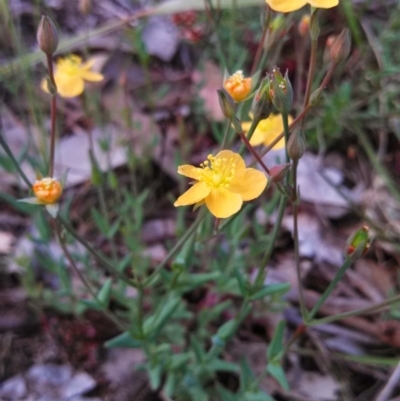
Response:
310,88,324,106
37,15,59,55
270,68,293,114
217,88,237,120
287,127,306,162
330,28,351,65
251,77,272,123
346,225,370,258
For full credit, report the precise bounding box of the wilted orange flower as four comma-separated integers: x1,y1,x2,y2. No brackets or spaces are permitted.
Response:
174,150,267,218
224,71,252,102
41,54,104,98
33,177,63,204
266,0,338,13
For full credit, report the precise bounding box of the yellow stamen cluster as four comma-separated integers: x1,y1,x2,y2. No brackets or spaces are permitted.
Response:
33,177,63,204
57,55,83,75
198,155,236,189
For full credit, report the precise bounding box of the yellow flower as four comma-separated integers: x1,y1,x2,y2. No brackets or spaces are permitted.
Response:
266,0,338,13
174,150,267,218
41,55,104,98
224,71,252,102
33,177,63,204
242,113,293,149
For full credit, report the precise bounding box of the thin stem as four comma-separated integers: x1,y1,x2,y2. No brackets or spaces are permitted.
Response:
54,220,126,331
308,293,400,326
253,195,287,289
307,257,353,322
238,131,270,174
57,215,137,287
0,133,32,188
250,5,271,75
292,159,308,319
302,30,318,114
220,120,231,150
258,105,312,160
142,208,207,287
46,54,57,178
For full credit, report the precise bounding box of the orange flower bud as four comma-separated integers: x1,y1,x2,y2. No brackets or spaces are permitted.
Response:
298,15,310,37
224,71,252,102
329,28,351,64
33,177,63,204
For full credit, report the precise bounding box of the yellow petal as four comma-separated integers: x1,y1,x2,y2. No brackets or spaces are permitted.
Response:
229,168,268,201
266,0,307,12
80,70,104,82
80,58,96,70
308,0,338,8
174,182,210,207
205,188,242,218
177,165,201,180
215,150,246,176
55,73,85,97
241,121,252,132
249,125,267,146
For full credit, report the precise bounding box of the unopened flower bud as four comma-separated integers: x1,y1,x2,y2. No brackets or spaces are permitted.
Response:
251,78,272,122
298,15,310,37
287,127,306,161
33,177,62,204
79,0,92,15
310,88,323,106
346,225,370,258
37,15,59,55
330,28,351,64
270,68,293,114
269,163,291,183
217,88,237,120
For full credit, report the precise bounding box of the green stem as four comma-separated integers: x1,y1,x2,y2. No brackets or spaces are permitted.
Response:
220,120,231,150
0,133,32,188
306,257,353,322
142,208,207,287
54,219,127,331
253,195,287,289
250,5,271,75
308,293,400,326
57,214,137,287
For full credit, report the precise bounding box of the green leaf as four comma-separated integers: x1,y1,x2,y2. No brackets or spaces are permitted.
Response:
79,299,103,311
107,219,121,239
45,203,60,218
217,319,238,341
191,336,206,363
250,283,290,301
240,358,255,392
207,359,239,373
164,372,177,397
216,384,236,401
147,363,162,390
98,278,112,307
234,268,248,297
267,320,285,361
117,253,132,273
145,297,180,338
244,391,276,401
91,208,109,235
266,363,289,391
105,331,142,348
170,353,191,370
